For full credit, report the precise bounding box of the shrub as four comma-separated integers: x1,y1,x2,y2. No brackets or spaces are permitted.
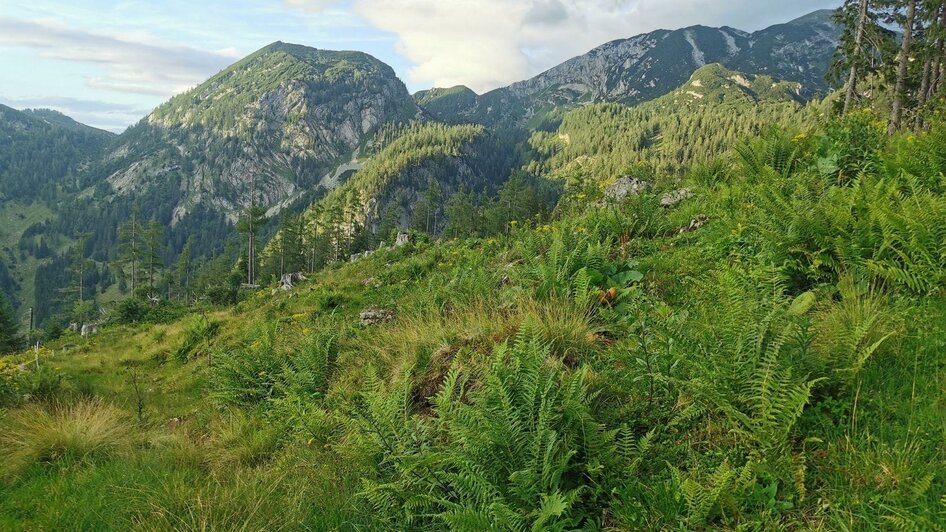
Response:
109,297,149,325
1,399,131,479
211,326,336,408
821,110,886,185
359,330,619,529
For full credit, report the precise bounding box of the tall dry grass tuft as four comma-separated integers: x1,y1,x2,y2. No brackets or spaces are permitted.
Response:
134,469,310,532
520,296,602,365
1,398,132,478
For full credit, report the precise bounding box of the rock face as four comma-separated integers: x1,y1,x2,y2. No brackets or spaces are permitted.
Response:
95,42,419,228
601,178,651,204
416,10,840,126
80,323,98,337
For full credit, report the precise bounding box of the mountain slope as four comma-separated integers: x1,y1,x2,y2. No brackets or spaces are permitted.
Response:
0,104,114,310
528,64,815,178
0,104,114,203
90,42,420,227
416,9,839,126
262,122,513,268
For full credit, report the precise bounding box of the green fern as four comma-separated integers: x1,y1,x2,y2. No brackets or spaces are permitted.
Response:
358,329,616,529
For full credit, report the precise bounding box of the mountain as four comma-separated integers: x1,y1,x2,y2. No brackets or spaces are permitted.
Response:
0,104,114,310
415,9,840,126
1,10,842,324
3,43,422,323
261,121,514,268
89,42,420,228
528,63,814,180
0,104,114,204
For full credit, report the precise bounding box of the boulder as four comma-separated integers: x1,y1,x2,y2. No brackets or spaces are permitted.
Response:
395,232,411,247
599,177,651,205
359,308,394,326
80,323,99,337
660,188,694,208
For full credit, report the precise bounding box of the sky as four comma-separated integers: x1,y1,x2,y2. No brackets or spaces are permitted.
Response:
0,0,839,132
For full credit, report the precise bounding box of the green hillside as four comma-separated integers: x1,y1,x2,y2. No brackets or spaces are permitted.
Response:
2,4,946,528
528,65,818,180
2,106,945,529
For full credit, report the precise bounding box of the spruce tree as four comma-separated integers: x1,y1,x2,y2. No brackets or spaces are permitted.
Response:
143,220,165,291
0,291,21,354
117,205,144,294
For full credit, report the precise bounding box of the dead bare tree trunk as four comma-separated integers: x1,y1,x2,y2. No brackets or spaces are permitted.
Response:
932,3,946,94
845,0,871,114
890,0,916,133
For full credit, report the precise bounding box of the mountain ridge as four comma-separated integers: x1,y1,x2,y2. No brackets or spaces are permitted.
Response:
414,9,840,125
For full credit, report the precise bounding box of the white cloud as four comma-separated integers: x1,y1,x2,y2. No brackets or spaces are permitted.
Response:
287,0,838,93
0,96,148,133
0,17,237,97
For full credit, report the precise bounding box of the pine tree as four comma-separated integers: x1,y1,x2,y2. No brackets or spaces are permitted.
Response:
67,232,93,304
275,214,305,277
0,291,21,354
174,238,194,301
64,232,96,324
142,220,164,292
236,205,267,286
117,205,144,294
444,187,477,238
845,0,873,113
423,178,441,234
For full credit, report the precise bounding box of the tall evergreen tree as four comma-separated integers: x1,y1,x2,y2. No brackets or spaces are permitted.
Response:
0,291,21,354
844,0,873,114
67,232,93,304
116,205,144,294
236,205,267,286
444,187,478,239
142,220,164,291
173,238,194,301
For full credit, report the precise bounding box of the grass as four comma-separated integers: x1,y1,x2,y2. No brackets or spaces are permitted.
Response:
2,113,946,529
0,398,131,479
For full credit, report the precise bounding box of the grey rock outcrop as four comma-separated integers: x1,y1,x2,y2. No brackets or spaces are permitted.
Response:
600,177,651,205
360,308,394,326
660,188,694,208
678,214,709,234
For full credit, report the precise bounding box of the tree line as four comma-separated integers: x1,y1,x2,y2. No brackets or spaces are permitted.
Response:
834,0,946,129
